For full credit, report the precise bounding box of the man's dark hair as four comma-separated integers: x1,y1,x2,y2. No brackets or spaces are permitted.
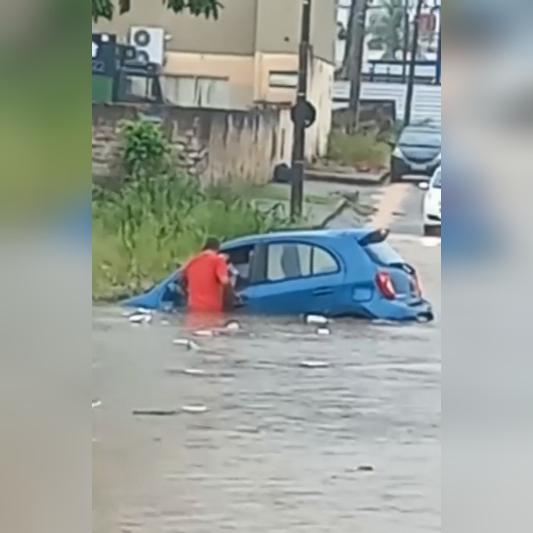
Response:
203,237,221,251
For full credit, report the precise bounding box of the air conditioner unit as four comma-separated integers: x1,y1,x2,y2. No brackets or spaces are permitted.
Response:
129,26,165,66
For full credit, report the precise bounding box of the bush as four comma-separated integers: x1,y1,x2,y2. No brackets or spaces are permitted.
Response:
92,119,297,301
93,173,294,301
327,131,392,170
120,119,171,179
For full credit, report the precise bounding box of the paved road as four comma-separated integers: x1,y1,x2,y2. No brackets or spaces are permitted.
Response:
93,182,441,533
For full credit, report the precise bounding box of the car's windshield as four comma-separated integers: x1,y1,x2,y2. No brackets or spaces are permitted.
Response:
432,169,442,189
364,241,404,265
399,130,441,148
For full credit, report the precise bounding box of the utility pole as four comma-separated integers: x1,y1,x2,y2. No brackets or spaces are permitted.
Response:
434,3,441,85
402,0,410,83
404,0,423,126
345,0,368,134
290,0,312,219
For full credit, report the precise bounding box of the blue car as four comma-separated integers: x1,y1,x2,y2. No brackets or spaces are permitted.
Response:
124,228,433,321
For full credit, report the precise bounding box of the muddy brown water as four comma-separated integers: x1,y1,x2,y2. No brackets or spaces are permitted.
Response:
93,237,441,533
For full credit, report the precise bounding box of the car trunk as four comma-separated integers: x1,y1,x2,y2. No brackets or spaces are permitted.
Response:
359,231,423,303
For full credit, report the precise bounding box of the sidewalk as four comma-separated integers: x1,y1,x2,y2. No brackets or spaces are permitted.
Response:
305,168,388,187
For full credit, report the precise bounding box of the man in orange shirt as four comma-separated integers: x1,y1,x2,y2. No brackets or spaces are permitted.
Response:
182,238,232,313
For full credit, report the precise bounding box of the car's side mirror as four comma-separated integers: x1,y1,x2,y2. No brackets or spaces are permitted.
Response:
418,181,430,191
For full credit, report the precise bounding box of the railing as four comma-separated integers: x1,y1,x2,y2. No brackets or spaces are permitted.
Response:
364,60,440,86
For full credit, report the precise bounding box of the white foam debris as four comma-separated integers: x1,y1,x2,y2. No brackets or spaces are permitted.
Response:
305,314,329,325
193,330,215,338
173,338,200,351
92,400,102,408
182,368,207,377
316,327,331,336
299,360,331,369
181,405,208,414
124,307,152,317
224,320,241,331
129,313,153,324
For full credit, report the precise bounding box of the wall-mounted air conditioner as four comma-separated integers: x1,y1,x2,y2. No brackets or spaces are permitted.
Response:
129,26,165,65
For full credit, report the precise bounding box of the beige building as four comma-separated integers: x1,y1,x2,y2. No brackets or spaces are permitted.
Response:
94,0,337,158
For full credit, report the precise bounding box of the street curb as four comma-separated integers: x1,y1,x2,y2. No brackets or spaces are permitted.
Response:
305,170,389,187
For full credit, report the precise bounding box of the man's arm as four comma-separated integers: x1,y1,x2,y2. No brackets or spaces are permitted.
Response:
215,256,230,286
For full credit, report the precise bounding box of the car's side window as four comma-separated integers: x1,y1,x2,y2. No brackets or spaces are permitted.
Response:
267,244,311,281
312,247,338,275
266,243,338,281
226,245,255,289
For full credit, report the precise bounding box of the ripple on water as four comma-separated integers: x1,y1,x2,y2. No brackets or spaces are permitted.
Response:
93,308,440,533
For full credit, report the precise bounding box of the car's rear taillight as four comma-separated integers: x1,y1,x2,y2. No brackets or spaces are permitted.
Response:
376,271,396,300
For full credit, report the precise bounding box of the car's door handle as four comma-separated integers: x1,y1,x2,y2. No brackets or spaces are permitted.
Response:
312,288,334,297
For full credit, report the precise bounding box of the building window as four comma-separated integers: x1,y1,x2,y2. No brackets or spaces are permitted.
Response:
268,71,298,89
163,76,229,108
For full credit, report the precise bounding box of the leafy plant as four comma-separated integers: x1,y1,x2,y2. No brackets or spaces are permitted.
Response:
366,0,407,60
92,0,223,22
120,119,171,179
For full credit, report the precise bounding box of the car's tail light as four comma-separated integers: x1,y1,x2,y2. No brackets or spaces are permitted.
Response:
376,271,396,300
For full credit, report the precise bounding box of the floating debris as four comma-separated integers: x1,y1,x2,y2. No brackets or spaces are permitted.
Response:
161,319,170,326
173,338,200,351
181,405,208,414
193,329,215,338
129,313,153,325
305,314,329,325
224,320,241,332
133,409,178,416
299,360,331,369
316,327,331,336
356,464,375,472
92,400,102,408
123,307,151,317
181,368,207,377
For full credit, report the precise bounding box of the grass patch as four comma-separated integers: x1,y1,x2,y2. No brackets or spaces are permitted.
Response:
326,132,392,171
93,174,297,301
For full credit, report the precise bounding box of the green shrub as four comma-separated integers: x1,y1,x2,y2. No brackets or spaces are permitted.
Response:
92,119,298,301
327,132,392,169
93,173,294,301
120,119,171,179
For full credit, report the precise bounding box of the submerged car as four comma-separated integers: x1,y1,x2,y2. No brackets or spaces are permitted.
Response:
420,166,441,236
391,125,441,182
124,228,433,322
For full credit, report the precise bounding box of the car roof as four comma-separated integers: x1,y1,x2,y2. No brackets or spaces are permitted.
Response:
224,228,375,248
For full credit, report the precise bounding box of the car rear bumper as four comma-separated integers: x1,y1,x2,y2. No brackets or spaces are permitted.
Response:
391,157,440,178
362,298,434,322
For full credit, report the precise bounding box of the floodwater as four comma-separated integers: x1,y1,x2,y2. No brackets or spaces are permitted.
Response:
93,237,441,533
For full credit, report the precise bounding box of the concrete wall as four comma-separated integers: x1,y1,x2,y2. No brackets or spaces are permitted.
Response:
92,103,293,186
94,0,257,55
157,52,332,158
163,52,255,108
94,0,336,62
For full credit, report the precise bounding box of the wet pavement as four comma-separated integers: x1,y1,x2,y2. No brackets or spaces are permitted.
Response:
93,184,440,533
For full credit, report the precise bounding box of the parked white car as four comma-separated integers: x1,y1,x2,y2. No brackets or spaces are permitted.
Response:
420,166,441,236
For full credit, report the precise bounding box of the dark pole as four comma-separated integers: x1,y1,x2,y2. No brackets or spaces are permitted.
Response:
347,0,368,134
402,1,410,83
404,0,423,126
435,9,441,85
290,0,312,219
